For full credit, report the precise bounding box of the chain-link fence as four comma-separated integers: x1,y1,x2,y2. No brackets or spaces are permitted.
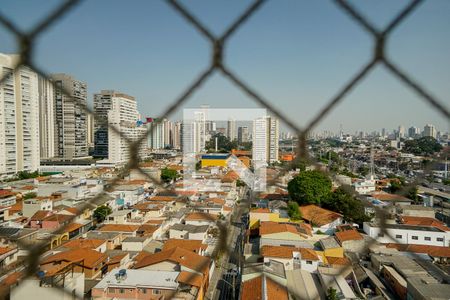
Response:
0,0,448,299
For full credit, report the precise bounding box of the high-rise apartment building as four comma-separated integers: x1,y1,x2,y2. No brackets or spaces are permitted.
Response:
398,125,405,138
38,76,55,159
182,111,206,154
423,124,437,139
227,119,237,141
0,54,40,176
94,90,138,157
238,126,249,144
408,126,420,138
50,73,88,159
252,116,279,165
107,93,145,163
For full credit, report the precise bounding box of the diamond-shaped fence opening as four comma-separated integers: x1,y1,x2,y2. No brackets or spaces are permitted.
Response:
0,0,448,299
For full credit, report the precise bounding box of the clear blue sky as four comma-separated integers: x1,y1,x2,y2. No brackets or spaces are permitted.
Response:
1,0,449,134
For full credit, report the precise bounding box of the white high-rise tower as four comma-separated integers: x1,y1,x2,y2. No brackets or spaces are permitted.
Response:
0,54,40,176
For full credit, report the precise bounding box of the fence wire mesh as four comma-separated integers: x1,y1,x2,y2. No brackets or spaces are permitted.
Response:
0,0,448,299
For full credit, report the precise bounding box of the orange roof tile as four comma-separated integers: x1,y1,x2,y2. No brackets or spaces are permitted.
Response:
370,192,410,202
400,216,450,232
0,246,16,256
176,271,203,287
41,248,108,269
251,208,271,213
185,212,217,222
266,275,289,300
30,210,52,221
148,195,177,202
163,239,207,253
242,275,288,300
137,224,159,236
43,214,73,224
99,224,139,233
64,222,84,233
335,230,363,243
261,245,319,260
242,276,262,300
299,205,342,227
326,256,351,266
61,239,105,250
260,221,301,236
385,243,450,258
134,247,210,275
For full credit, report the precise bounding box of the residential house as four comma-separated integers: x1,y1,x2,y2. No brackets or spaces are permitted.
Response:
91,268,201,300
259,221,313,248
0,246,18,267
299,205,343,234
184,212,217,226
40,248,108,279
163,239,208,255
169,224,209,241
261,245,320,272
134,247,212,300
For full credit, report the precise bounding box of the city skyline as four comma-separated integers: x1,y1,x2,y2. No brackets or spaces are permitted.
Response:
0,0,448,133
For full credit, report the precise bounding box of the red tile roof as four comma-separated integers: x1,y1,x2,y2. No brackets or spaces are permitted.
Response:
61,239,105,250
163,239,207,253
98,224,139,233
30,210,52,221
185,212,217,222
261,245,319,260
41,248,108,269
176,271,203,287
400,216,450,232
299,205,342,226
335,229,363,243
241,275,288,300
134,247,210,275
259,221,303,236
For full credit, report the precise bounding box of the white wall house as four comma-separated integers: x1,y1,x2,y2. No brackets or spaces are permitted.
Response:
363,222,450,247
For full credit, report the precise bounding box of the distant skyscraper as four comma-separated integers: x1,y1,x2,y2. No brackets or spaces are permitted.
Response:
381,128,387,137
252,116,279,165
408,126,420,138
172,121,182,149
0,54,40,176
227,119,237,141
107,93,145,163
398,125,405,138
238,126,249,144
38,76,55,159
87,113,94,147
147,118,166,149
182,111,206,154
50,73,88,159
423,124,437,139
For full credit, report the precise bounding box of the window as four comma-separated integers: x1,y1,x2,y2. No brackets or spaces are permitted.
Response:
395,234,402,239
437,238,444,242
108,288,115,294
378,233,384,237
424,237,431,241
119,289,124,294
140,288,147,294
412,236,418,240
153,289,161,295
306,261,313,265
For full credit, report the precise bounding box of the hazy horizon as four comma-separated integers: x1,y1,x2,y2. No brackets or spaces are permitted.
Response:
1,0,449,133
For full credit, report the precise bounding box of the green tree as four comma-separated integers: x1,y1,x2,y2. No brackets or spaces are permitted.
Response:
161,168,179,183
326,287,339,300
358,165,369,177
23,192,37,200
389,180,402,193
16,170,39,180
404,185,419,203
322,187,370,225
287,201,302,220
205,133,237,152
288,170,332,205
93,205,112,223
403,136,442,156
